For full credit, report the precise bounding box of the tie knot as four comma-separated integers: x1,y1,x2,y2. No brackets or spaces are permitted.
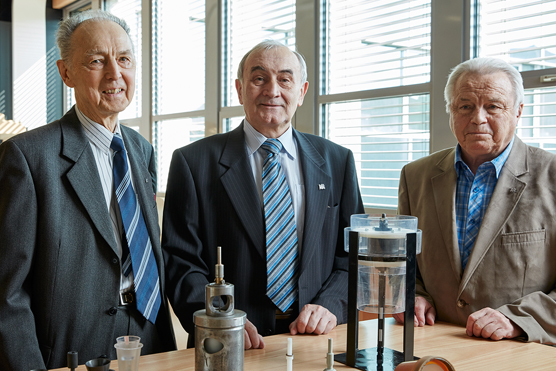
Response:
111,134,125,153
261,139,283,156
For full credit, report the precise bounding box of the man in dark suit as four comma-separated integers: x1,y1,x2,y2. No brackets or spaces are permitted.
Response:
0,10,175,370
162,40,364,349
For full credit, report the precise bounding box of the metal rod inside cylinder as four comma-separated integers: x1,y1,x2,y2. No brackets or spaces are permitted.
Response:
377,272,386,365
215,246,224,284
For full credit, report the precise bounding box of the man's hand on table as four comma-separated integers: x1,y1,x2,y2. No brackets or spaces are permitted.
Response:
466,307,524,340
244,318,265,350
393,296,436,327
289,304,337,335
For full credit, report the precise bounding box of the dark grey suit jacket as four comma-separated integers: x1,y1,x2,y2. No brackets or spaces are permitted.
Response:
162,122,364,341
0,107,176,370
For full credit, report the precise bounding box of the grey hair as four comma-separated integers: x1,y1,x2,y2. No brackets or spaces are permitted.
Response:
237,40,308,85
56,9,132,64
444,57,524,114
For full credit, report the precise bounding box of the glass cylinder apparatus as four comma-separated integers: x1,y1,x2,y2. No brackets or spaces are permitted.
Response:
345,215,421,314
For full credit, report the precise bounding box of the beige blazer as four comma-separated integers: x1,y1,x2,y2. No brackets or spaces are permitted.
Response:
398,136,556,344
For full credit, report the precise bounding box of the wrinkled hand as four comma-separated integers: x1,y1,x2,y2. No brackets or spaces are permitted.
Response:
466,307,524,340
393,296,436,327
244,318,265,350
289,304,337,335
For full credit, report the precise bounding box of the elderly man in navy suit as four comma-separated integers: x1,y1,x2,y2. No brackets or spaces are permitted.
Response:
0,10,175,370
162,40,364,349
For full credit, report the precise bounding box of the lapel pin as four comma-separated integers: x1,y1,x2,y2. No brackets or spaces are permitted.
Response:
509,187,517,193
318,184,326,190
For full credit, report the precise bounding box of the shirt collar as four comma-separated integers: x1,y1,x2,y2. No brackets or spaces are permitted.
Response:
75,105,122,154
243,119,296,159
454,136,515,178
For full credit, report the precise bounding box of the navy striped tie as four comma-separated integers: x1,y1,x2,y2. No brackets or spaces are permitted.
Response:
111,134,161,324
261,139,299,313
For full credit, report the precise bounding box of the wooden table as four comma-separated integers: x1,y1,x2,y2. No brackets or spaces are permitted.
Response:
51,318,556,370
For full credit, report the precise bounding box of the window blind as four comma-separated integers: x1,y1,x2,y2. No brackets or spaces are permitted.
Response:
323,0,431,95
155,117,205,192
152,0,206,193
519,86,556,153
106,0,142,120
223,0,296,108
478,0,556,70
325,95,429,209
153,0,205,116
322,0,431,210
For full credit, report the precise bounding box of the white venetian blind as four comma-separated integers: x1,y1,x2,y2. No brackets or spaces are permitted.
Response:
519,86,556,154
153,0,205,115
322,0,431,210
222,0,296,108
323,0,431,95
326,95,429,209
477,0,556,153
152,0,206,193
478,0,556,70
105,0,142,120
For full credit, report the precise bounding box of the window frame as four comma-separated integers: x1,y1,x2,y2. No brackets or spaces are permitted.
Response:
60,0,556,209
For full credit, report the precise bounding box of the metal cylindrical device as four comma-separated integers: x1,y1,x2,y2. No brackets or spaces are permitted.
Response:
194,247,246,371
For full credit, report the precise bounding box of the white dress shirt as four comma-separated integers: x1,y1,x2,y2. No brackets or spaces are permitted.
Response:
75,105,134,291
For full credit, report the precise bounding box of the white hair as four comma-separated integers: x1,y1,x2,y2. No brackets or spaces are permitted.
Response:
237,40,307,84
444,57,524,114
56,10,132,65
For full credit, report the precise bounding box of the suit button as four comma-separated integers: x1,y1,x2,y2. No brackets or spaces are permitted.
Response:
112,258,119,264
457,299,467,308
108,307,118,316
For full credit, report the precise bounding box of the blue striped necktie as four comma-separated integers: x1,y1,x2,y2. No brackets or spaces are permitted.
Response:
111,134,161,324
261,138,299,313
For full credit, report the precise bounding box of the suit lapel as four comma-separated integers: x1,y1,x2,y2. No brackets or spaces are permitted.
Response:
219,124,265,258
461,137,528,288
294,131,331,277
431,149,463,280
61,108,118,254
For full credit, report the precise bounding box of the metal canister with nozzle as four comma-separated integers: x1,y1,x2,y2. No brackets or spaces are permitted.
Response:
193,246,246,371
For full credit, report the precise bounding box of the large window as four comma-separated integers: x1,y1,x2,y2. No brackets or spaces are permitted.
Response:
105,0,142,120
475,0,556,154
321,0,431,209
326,95,429,209
57,0,556,209
152,0,206,192
220,0,296,132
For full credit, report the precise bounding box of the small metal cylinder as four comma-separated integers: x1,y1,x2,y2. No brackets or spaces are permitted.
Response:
194,309,246,371
194,246,246,371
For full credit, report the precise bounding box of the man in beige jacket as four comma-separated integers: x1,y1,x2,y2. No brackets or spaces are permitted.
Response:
395,57,556,344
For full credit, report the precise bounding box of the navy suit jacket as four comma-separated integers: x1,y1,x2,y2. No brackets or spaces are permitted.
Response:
0,107,176,370
162,122,364,341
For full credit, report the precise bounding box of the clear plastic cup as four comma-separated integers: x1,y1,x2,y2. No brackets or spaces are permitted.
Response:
114,341,143,371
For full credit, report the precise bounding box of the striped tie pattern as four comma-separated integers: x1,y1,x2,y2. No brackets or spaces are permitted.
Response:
111,134,161,324
261,139,299,313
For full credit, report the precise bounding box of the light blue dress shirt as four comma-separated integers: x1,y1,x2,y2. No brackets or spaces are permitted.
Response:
455,136,514,269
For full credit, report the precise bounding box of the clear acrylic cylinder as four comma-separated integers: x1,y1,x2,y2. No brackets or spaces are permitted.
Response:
344,214,421,314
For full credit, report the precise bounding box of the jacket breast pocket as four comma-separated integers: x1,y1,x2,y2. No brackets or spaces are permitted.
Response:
495,229,546,296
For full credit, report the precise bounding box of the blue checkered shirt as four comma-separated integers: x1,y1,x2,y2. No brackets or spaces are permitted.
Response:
455,137,514,270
